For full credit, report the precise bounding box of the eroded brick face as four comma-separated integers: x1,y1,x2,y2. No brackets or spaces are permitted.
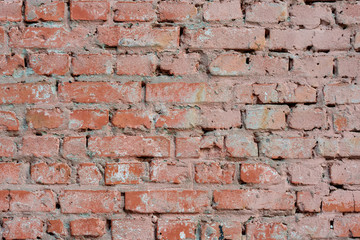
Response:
0,0,358,238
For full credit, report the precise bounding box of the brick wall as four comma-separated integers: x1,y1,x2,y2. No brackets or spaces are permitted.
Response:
0,0,359,239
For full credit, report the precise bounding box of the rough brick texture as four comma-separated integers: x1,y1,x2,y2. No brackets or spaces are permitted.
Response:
0,0,358,238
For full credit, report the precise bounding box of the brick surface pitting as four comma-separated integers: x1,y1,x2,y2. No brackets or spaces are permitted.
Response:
0,0,358,239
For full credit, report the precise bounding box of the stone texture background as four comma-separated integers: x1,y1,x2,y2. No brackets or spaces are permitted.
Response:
0,0,359,239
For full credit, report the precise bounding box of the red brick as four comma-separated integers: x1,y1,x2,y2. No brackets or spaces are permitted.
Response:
288,217,331,239
204,1,242,21
125,190,209,213
113,2,156,22
331,161,360,185
355,32,360,50
60,190,122,213
97,25,179,50
150,160,190,184
253,83,317,104
338,56,360,77
339,134,360,157
159,53,200,75
333,105,360,131
26,108,64,130
225,133,258,158
0,111,19,131
322,190,354,212
112,110,151,129
0,83,56,104
0,137,16,157
147,82,201,102
112,218,153,240
201,220,242,240
246,2,288,24
69,109,108,130
334,216,360,237
72,54,113,75
31,162,71,184
0,163,26,184
260,136,316,159
234,84,254,103
195,162,235,184
317,137,339,158
89,136,170,158
156,109,200,129
268,29,313,50
175,137,200,158
21,136,59,157
10,190,55,212
25,0,65,22
158,2,197,22
0,190,10,211
201,108,241,129
9,27,87,49
47,219,66,236
0,1,22,22
70,0,109,20
59,81,141,103
292,56,333,77
117,54,157,76
78,163,102,185
70,218,105,237
244,105,289,130
214,189,295,210
246,222,288,240
249,55,289,76
240,163,281,184
0,54,24,75
29,54,69,75
208,53,246,76
288,105,326,130
324,84,360,105
3,218,43,240
312,29,351,51
297,191,321,212
62,136,87,160
183,27,265,50
0,27,5,48
290,5,334,29
288,161,323,185
336,3,360,25
157,219,196,240
105,162,147,185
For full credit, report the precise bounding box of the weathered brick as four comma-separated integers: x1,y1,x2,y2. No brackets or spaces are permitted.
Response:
62,136,87,160
157,219,196,240
97,25,179,50
331,161,360,185
10,190,55,212
25,0,65,22
290,5,334,29
112,110,151,129
288,105,326,130
0,190,10,211
156,109,199,129
338,55,360,77
105,162,147,185
240,163,281,184
225,133,258,158
333,106,360,131
70,218,106,237
78,163,102,185
113,2,156,22
31,162,71,184
195,162,235,184
322,190,354,212
112,218,153,240
117,55,157,76
183,27,265,50
88,136,170,158
336,3,360,25
159,53,200,75
3,218,43,240
260,136,316,159
288,217,331,239
324,84,360,105
244,105,289,130
214,189,295,210
0,111,19,131
201,108,241,129
158,2,197,22
246,2,288,24
26,108,64,130
0,83,56,104
70,0,109,20
72,54,113,75
150,160,190,184
29,54,69,75
292,56,333,77
0,163,26,184
60,190,122,213
59,81,142,103
246,222,288,240
175,137,200,158
334,216,360,237
47,219,66,236
21,136,59,157
204,1,242,21
0,1,22,22
297,191,321,212
0,54,24,75
69,109,108,130
288,161,323,185
125,190,210,213
201,220,242,240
